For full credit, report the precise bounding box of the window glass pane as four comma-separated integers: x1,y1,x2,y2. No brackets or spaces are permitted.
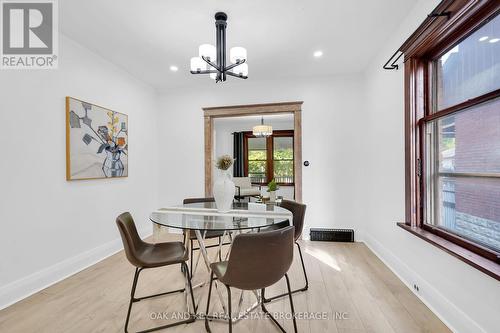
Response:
425,98,500,252
247,137,267,183
248,161,266,183
248,137,266,150
273,161,294,184
436,13,500,110
273,136,293,160
435,177,500,252
436,98,500,174
248,150,266,160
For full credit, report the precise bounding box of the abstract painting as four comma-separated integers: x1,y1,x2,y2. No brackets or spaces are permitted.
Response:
66,97,128,180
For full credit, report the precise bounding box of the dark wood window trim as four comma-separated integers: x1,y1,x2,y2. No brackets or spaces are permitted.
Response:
243,130,294,186
400,0,500,280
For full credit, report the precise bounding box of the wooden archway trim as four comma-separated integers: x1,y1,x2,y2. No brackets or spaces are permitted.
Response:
203,101,303,202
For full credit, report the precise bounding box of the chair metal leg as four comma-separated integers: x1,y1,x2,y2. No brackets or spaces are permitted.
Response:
124,265,195,333
183,262,197,314
261,274,297,333
263,241,309,303
181,232,187,273
218,236,222,261
226,285,232,333
296,241,309,290
125,268,141,332
285,273,298,333
190,239,194,276
261,288,286,332
205,278,233,333
204,272,214,333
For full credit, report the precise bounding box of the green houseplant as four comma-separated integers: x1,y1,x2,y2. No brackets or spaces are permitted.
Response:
267,179,278,202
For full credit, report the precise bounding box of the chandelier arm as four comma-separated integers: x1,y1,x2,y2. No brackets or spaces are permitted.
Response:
226,71,248,79
201,56,220,71
223,59,246,72
190,70,219,75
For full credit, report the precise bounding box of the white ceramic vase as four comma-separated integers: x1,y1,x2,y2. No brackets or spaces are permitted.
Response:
213,169,236,213
269,191,277,203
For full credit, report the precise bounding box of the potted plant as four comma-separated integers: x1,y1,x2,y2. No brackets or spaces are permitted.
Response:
213,155,235,212
267,179,279,202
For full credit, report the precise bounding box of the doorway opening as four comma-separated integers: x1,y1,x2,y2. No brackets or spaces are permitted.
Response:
203,101,303,202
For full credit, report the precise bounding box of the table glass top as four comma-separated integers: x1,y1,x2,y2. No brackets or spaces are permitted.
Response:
150,202,292,231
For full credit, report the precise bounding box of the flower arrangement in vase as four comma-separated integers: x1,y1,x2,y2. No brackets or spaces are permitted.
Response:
213,155,235,212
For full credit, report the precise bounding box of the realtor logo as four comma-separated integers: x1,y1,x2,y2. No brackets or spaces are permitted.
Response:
1,0,58,69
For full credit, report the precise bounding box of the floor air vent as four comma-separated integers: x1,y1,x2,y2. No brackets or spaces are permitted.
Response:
310,228,354,242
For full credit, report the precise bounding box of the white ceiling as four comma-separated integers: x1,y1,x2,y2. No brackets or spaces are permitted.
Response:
60,0,416,91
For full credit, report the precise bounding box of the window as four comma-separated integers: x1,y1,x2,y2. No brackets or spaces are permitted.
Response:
244,130,294,185
425,98,500,253
423,12,500,257
273,136,294,184
247,137,267,184
401,1,500,276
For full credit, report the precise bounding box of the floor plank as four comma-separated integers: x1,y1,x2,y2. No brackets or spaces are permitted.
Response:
0,235,451,333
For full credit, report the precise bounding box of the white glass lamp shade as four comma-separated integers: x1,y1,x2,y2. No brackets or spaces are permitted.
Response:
252,124,273,137
199,44,216,61
233,63,248,76
190,57,206,72
230,47,247,63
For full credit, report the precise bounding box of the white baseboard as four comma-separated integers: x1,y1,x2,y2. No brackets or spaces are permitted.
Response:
362,231,485,333
0,227,152,310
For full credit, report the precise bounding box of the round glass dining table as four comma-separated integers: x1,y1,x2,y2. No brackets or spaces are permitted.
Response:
149,201,292,231
149,201,293,322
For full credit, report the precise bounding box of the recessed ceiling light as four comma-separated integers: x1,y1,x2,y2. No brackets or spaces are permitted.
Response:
478,36,489,42
489,38,499,43
170,65,178,72
313,50,323,58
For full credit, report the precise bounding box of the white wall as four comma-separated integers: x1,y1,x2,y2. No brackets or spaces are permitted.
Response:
0,34,159,309
361,1,500,332
157,75,367,236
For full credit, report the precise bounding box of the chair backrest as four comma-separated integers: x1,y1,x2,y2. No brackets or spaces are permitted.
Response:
280,200,306,241
116,212,146,267
233,177,252,189
183,197,215,205
183,198,215,238
221,226,294,290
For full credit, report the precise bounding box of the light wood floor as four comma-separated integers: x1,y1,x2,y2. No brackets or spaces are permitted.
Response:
0,234,451,333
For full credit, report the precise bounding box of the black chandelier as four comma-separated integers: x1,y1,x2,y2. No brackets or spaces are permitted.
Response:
190,12,248,82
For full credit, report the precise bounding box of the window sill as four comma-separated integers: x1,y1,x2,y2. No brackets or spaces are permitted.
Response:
397,223,500,281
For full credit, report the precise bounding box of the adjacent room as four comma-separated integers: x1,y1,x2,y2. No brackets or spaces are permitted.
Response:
213,114,297,201
0,0,499,332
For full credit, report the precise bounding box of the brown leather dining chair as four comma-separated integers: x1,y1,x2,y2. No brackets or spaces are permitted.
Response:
183,197,231,275
116,212,196,333
262,199,308,303
205,226,298,333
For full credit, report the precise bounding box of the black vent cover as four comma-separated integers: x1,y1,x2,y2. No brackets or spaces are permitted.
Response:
310,228,354,242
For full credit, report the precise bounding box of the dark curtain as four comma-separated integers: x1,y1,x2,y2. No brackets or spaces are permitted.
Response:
233,132,244,177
